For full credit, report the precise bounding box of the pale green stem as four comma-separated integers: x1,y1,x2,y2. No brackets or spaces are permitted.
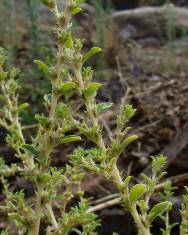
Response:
74,58,152,235
74,69,105,149
46,203,59,230
164,211,170,235
49,0,72,121
131,204,151,235
180,212,188,235
32,2,73,233
31,188,43,235
1,82,35,169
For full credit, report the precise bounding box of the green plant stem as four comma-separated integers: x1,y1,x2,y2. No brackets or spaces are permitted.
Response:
74,66,124,190
32,1,73,233
49,1,72,120
41,2,71,156
13,104,35,169
74,68,105,149
1,81,34,169
165,211,170,235
74,61,151,235
110,164,124,188
74,67,118,189
180,210,188,235
46,203,58,230
110,166,151,235
32,187,43,235
180,226,186,235
141,193,151,230
131,204,151,235
49,46,63,120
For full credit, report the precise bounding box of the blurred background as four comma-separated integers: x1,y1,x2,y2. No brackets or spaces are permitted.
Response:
0,0,188,234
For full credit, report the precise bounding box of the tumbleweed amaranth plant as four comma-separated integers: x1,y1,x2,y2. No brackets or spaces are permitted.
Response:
0,0,188,235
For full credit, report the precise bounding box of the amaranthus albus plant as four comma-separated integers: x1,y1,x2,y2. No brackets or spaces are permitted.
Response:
0,1,187,235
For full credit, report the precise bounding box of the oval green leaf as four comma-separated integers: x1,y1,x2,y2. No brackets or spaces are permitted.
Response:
148,201,172,223
85,82,102,98
82,47,102,63
96,102,113,113
34,60,49,75
58,135,81,144
130,184,146,204
20,144,39,156
60,82,75,92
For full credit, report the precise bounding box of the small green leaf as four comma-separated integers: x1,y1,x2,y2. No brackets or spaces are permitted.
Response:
124,176,132,188
85,82,102,98
151,155,167,175
8,213,26,226
121,135,138,151
10,68,20,79
20,144,39,156
35,114,50,128
0,229,9,235
111,135,138,158
58,135,81,144
117,105,136,129
82,67,93,79
0,48,7,66
82,47,102,63
130,184,146,203
0,95,5,101
139,200,147,214
17,103,29,113
71,7,82,15
78,125,99,143
34,60,49,75
56,102,71,119
96,102,113,113
148,201,172,223
60,82,75,92
65,33,73,48
59,32,73,48
38,173,51,184
0,71,8,80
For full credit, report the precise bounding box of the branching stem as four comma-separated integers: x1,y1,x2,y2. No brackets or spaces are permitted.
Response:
32,187,43,235
46,203,58,230
73,59,151,235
